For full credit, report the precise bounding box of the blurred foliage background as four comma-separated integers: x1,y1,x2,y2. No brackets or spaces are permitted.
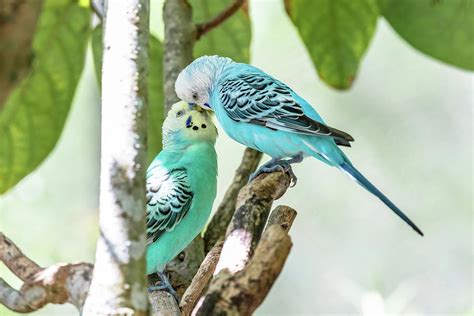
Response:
1,0,472,315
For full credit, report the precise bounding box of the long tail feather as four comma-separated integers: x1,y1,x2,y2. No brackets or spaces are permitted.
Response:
339,161,423,236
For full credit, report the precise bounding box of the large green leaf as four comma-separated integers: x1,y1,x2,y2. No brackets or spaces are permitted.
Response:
92,26,165,163
0,0,90,194
382,0,474,71
192,0,251,62
287,0,379,89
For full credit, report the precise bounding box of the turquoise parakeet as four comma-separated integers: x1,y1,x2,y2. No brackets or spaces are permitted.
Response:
146,101,218,297
175,56,423,236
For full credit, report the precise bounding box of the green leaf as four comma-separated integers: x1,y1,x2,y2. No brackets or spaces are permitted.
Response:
0,0,91,194
287,0,379,89
192,0,251,62
91,26,164,163
382,0,474,71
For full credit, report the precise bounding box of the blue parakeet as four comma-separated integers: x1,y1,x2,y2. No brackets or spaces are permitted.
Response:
146,101,218,297
175,56,423,236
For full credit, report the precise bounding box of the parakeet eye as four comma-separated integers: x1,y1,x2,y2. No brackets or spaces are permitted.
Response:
192,92,198,100
176,110,185,117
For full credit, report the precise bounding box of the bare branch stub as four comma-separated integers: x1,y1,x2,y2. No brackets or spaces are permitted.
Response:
195,225,293,315
204,147,262,252
266,205,297,233
0,232,93,313
180,241,224,316
195,0,245,40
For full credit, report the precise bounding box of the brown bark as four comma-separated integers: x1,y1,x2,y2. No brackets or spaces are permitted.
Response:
163,0,195,112
194,222,295,315
0,233,92,313
204,148,262,252
215,171,291,274
180,241,224,316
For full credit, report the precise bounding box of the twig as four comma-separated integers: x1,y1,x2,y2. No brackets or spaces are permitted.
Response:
0,233,93,313
195,0,245,40
179,241,224,316
204,147,262,252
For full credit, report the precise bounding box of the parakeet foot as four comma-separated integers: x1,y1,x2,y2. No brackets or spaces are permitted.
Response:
148,272,179,302
249,159,298,186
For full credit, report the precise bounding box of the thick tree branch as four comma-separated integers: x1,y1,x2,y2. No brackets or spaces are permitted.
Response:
82,1,150,314
215,171,291,274
195,0,245,40
194,223,294,315
0,233,93,313
204,148,262,252
180,241,224,316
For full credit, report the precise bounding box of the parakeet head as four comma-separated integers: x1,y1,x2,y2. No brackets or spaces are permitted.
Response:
162,101,217,148
175,55,233,110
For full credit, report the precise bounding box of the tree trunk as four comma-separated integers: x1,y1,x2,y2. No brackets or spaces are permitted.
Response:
82,1,150,314
163,0,195,112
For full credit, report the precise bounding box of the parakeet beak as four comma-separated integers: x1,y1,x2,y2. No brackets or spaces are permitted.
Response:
195,106,205,113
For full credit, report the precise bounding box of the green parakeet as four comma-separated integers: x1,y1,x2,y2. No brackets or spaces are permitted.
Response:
146,101,217,298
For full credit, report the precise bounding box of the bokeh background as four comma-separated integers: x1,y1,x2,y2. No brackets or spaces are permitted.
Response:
1,0,472,315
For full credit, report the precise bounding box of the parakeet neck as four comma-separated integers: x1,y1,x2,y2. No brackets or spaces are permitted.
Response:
162,131,215,151
207,59,233,92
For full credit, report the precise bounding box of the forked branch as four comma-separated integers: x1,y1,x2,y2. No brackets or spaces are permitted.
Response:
0,232,93,313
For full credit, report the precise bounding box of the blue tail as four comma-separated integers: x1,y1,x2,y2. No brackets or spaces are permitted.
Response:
339,161,423,236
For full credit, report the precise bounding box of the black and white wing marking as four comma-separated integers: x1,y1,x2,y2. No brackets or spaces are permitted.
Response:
219,73,354,146
146,166,193,244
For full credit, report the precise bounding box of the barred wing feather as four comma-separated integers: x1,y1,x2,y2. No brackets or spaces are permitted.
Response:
146,166,193,244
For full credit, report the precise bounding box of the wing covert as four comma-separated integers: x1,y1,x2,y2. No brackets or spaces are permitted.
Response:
218,73,354,145
146,166,193,244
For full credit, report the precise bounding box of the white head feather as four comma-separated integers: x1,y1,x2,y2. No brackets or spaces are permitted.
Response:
175,55,233,110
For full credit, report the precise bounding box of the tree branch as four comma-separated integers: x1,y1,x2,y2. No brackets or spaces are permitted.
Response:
215,171,291,274
163,0,195,112
148,291,180,316
194,210,295,315
0,233,93,313
180,241,224,316
204,147,262,252
195,0,245,40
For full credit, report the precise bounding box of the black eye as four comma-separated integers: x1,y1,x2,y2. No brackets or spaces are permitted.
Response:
192,92,198,100
176,110,185,117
